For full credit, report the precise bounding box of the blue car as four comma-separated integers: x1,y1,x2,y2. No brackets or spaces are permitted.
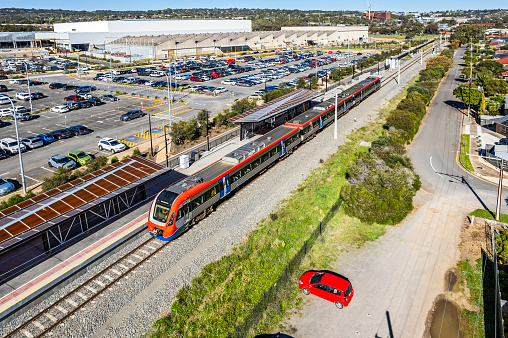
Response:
38,133,57,144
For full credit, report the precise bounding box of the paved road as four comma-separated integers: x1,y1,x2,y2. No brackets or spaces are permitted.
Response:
282,47,505,337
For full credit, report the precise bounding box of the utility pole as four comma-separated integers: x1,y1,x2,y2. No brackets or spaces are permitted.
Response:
496,159,504,221
468,38,473,117
397,58,400,84
148,113,154,156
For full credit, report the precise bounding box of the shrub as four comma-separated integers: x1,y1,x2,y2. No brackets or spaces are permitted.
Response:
110,156,119,164
385,110,418,142
0,191,35,211
397,97,426,117
85,156,108,173
407,85,431,102
132,148,141,155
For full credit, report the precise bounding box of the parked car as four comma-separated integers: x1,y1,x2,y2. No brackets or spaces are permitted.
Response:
67,150,91,165
87,98,102,106
16,92,32,101
120,109,145,121
0,137,26,155
65,95,82,101
64,101,80,110
51,105,70,113
68,125,91,135
20,136,44,149
499,138,508,145
62,84,79,91
0,96,10,105
98,137,127,153
37,132,57,144
31,92,44,99
11,111,31,121
48,154,76,169
299,270,354,309
79,101,92,108
102,94,118,101
0,148,7,159
0,178,14,195
0,85,7,92
0,108,12,117
50,128,72,139
49,82,65,89
75,86,96,94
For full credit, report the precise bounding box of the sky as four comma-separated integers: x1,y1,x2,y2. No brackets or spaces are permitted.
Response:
4,0,507,13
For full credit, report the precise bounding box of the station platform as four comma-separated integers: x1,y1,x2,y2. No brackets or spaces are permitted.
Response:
0,132,255,325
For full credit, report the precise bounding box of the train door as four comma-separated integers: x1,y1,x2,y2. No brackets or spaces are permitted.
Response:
280,140,286,156
360,90,363,100
183,200,191,224
319,116,323,128
219,175,231,198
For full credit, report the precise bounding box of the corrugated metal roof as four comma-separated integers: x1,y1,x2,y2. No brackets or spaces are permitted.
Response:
228,89,317,124
0,155,163,247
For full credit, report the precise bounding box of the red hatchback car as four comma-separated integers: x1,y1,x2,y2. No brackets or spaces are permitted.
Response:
299,270,354,309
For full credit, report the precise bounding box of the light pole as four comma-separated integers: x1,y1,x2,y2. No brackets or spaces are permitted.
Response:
467,38,473,117
7,97,26,194
164,72,172,164
22,63,33,117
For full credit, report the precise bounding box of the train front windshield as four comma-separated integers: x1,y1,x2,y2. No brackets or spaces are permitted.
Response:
153,190,179,223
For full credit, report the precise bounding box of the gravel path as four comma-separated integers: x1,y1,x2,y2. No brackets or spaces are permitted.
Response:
2,62,422,338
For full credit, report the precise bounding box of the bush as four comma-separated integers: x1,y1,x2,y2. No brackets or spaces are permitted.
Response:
132,148,141,155
0,191,35,211
407,85,431,102
110,156,119,164
86,156,108,173
397,97,426,117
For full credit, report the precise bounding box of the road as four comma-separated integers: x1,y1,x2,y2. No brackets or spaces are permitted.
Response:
282,47,505,337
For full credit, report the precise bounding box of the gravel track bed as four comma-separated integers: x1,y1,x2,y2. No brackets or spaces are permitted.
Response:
2,64,422,338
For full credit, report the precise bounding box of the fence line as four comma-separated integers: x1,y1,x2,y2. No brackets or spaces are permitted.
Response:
234,199,342,337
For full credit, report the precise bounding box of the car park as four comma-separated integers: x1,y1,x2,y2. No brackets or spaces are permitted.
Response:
79,101,92,108
120,109,145,121
0,137,26,154
51,129,72,139
0,108,12,117
38,133,56,144
20,136,44,149
67,150,91,165
299,270,354,309
68,125,91,136
102,94,118,101
0,178,15,195
98,137,127,153
0,96,10,105
48,154,76,169
51,105,70,113
31,92,44,99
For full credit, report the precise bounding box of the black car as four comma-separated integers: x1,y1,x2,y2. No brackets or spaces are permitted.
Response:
49,82,65,89
0,120,6,128
75,86,96,94
68,125,91,136
50,129,72,139
120,109,145,121
32,92,44,99
63,84,79,91
0,148,7,159
0,75,8,80
0,85,7,92
88,98,102,106
79,101,92,108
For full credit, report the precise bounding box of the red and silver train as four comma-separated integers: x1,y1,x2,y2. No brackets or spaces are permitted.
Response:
148,76,381,240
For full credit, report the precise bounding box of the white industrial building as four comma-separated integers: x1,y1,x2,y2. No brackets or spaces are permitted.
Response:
104,25,369,61
47,19,252,51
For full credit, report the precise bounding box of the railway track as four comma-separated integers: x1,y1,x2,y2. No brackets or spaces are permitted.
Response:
4,236,169,338
3,41,440,338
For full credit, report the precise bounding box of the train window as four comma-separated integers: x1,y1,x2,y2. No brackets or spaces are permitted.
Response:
177,208,183,220
191,195,203,210
263,152,270,162
231,170,241,182
253,158,262,168
153,204,171,223
219,180,224,192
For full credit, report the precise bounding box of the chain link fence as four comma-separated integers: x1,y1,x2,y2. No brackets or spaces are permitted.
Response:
234,199,342,337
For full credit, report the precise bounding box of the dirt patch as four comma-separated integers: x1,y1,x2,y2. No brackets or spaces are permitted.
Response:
458,217,488,261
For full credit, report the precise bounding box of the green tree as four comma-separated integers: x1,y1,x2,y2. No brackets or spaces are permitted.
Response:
453,85,483,106
296,77,307,89
231,98,257,116
479,92,486,114
450,24,482,45
485,96,505,115
183,118,199,141
424,23,439,35
475,59,504,78
197,109,210,137
483,78,508,97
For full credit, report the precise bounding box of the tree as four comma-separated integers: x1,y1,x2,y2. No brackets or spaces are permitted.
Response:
475,59,504,78
479,92,486,114
296,77,306,89
231,98,257,116
424,23,439,35
197,109,209,137
450,24,482,45
483,78,508,97
453,85,482,106
426,56,453,71
485,96,505,115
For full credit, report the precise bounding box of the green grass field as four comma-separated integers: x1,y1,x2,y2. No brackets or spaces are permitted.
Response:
461,134,475,172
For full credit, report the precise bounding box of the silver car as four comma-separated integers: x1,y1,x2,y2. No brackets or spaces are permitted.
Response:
0,178,14,195
48,154,76,169
20,136,44,149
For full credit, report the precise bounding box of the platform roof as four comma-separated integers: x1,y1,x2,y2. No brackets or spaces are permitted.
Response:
228,89,317,124
0,156,164,248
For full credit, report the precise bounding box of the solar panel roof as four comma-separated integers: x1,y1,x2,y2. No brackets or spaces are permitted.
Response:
0,156,164,247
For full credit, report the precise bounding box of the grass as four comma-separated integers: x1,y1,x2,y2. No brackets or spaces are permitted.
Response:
470,209,508,224
461,134,475,172
149,58,429,338
456,259,485,338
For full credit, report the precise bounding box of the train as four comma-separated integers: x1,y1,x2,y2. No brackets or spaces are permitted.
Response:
148,76,381,241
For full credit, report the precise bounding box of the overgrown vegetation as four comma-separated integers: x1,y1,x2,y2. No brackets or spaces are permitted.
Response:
41,156,108,192
461,134,474,171
0,191,35,211
341,48,453,224
456,259,485,338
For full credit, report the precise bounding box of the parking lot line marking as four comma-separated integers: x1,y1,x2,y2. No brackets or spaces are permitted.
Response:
41,166,55,173
24,175,40,182
96,121,104,123
0,172,9,176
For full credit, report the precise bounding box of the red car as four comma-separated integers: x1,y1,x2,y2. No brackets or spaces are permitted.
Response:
299,270,354,309
189,76,205,82
65,95,81,101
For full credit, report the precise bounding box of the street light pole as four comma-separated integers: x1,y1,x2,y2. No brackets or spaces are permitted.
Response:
23,63,33,117
496,159,504,221
164,72,172,163
7,97,26,194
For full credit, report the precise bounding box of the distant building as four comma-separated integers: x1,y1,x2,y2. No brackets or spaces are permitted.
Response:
365,12,391,23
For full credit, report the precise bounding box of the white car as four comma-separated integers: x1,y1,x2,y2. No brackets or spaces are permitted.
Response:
9,105,28,113
0,138,26,155
16,92,32,101
0,108,12,117
51,105,70,113
9,79,21,84
98,137,127,153
213,87,228,94
0,95,10,105
221,79,236,85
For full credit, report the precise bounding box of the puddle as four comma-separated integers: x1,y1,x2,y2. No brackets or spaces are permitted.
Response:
429,298,461,338
445,270,457,291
